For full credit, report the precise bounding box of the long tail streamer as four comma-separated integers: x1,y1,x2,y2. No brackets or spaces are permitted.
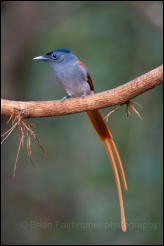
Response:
87,109,127,232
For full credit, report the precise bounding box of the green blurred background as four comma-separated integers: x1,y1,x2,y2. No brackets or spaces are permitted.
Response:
1,1,163,244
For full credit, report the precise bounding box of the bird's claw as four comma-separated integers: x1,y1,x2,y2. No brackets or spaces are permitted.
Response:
60,95,71,103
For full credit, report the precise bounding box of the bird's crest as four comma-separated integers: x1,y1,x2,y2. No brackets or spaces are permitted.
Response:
46,49,71,56
54,48,71,53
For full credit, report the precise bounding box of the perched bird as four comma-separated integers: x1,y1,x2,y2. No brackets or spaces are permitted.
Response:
33,48,127,232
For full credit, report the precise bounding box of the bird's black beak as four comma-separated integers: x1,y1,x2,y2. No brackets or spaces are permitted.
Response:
32,55,48,61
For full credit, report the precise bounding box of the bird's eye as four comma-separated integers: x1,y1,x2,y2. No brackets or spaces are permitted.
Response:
52,54,57,60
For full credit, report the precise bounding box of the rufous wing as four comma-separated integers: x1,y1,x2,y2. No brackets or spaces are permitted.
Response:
77,60,94,91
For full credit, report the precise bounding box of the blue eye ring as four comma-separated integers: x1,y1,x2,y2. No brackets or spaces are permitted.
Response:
52,54,57,60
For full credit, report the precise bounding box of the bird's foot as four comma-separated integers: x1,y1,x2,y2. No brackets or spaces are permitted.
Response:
81,92,87,98
60,95,71,103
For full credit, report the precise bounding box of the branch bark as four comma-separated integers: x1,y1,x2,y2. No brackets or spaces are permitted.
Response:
1,65,163,118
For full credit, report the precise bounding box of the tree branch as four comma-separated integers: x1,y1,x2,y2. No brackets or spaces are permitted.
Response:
1,65,163,118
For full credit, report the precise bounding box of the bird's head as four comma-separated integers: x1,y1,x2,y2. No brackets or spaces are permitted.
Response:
32,48,77,65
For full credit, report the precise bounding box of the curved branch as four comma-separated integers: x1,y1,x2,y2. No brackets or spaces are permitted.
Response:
1,65,163,118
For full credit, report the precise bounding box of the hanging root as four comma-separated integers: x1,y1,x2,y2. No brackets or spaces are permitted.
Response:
126,101,143,120
1,113,48,176
104,105,121,122
104,101,143,122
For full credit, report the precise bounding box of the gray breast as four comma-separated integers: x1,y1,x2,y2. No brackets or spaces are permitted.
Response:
52,62,90,96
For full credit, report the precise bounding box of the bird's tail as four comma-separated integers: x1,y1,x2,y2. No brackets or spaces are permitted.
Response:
86,109,127,232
